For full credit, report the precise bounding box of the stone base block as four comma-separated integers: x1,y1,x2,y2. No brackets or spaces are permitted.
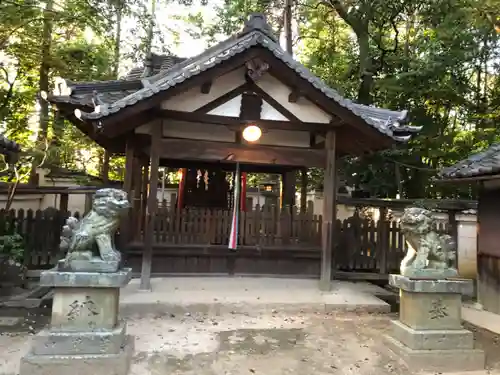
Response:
389,274,474,295
390,320,474,350
58,259,120,273
20,334,134,375
40,268,132,288
390,274,474,331
383,334,485,373
32,321,127,355
51,287,120,331
401,267,459,279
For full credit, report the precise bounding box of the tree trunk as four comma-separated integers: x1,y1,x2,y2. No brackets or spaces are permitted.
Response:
355,29,373,105
100,1,123,182
30,0,54,184
284,0,293,55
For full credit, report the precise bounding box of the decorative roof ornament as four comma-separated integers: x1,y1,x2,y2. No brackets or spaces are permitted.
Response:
239,13,278,43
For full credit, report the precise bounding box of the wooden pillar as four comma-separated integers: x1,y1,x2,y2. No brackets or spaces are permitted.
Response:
123,138,135,195
132,156,142,241
177,168,187,211
300,168,308,213
448,210,459,268
84,192,93,215
241,172,247,211
101,150,110,185
282,170,296,208
378,206,389,275
59,193,69,213
140,159,150,236
140,123,161,291
320,130,337,291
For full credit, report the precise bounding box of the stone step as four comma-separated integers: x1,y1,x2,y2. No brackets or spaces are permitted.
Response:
390,319,474,350
20,334,134,375
384,334,485,373
32,321,127,356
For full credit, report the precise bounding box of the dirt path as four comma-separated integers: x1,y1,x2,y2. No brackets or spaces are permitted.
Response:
126,311,407,375
1,311,500,375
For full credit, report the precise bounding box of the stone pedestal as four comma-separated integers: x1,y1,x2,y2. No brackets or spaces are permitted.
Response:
384,274,484,373
20,268,134,375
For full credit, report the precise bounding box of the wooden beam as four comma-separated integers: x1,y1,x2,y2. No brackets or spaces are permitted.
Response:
99,109,158,139
288,90,301,103
248,82,300,121
159,158,300,173
57,104,123,152
320,130,337,291
156,138,326,168
158,109,339,133
195,83,249,113
200,81,212,94
140,121,161,291
240,92,263,120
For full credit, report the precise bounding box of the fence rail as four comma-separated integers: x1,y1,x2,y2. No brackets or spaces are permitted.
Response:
0,206,449,276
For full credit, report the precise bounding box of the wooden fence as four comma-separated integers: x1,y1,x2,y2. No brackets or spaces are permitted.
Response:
149,204,322,247
0,206,449,277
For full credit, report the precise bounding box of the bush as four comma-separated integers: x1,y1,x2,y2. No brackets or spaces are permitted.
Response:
0,233,24,263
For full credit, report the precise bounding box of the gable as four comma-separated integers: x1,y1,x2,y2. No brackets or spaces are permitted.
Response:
161,68,331,123
161,68,247,112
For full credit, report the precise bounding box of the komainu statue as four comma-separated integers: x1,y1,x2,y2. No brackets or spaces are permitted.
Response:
399,207,458,279
59,188,130,273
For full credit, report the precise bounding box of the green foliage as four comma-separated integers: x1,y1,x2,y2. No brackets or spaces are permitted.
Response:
0,232,24,263
293,0,500,198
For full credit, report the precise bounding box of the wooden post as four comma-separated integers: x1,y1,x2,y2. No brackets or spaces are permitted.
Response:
241,172,247,211
84,193,93,215
300,168,307,213
132,156,142,240
282,170,296,209
177,168,187,211
320,130,336,291
101,150,110,185
448,210,458,268
123,138,134,195
59,193,69,214
378,206,389,275
122,138,136,245
140,122,161,291
140,159,149,237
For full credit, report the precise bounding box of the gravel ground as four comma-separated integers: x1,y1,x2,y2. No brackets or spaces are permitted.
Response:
0,311,499,375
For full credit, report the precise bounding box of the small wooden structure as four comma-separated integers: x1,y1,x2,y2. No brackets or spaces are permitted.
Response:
47,14,420,290
439,144,500,314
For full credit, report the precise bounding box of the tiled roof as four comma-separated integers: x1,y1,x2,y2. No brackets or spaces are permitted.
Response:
438,143,500,179
125,54,186,79
49,13,421,142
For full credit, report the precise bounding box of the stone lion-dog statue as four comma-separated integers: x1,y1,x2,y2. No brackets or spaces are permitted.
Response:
59,188,130,273
399,207,457,279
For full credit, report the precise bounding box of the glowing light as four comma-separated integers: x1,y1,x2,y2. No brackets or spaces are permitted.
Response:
242,125,262,142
